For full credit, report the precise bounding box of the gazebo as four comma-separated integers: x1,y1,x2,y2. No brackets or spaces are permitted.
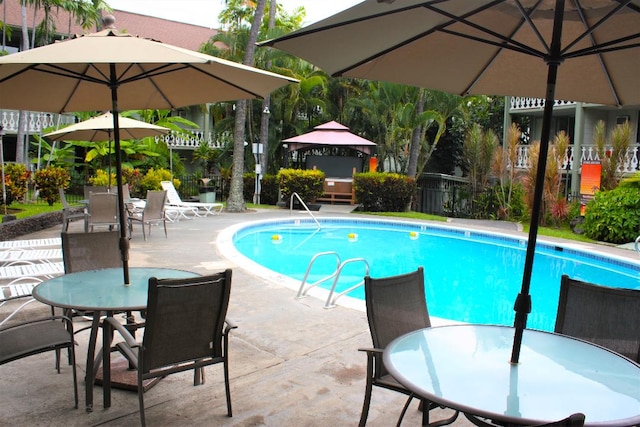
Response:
282,121,377,204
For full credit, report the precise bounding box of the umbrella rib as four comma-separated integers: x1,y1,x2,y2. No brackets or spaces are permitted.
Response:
563,0,629,107
560,0,633,56
260,3,431,45
424,0,548,57
334,0,546,77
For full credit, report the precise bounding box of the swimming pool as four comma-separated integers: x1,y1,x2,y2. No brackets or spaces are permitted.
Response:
221,217,640,331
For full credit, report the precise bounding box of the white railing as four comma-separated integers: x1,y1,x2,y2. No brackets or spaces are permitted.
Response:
0,110,75,133
1,109,229,151
514,144,640,173
509,97,576,111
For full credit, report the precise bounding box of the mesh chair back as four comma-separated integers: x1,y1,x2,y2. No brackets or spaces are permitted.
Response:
120,184,131,202
83,185,109,200
142,270,232,372
143,190,167,221
555,275,640,362
61,230,121,273
59,187,71,210
364,267,430,377
89,192,119,228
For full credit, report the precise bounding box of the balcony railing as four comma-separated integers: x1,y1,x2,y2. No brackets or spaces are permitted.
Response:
0,109,228,150
509,97,576,111
0,110,75,133
514,144,640,174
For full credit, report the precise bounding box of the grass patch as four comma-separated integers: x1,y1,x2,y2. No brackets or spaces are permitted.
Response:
525,224,596,243
4,202,64,219
355,211,447,222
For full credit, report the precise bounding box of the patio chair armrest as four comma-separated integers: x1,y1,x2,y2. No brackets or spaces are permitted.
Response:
105,317,140,348
1,315,74,333
224,317,238,334
358,347,384,355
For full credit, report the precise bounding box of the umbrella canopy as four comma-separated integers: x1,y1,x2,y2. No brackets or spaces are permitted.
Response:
262,0,640,363
283,121,377,155
44,112,169,142
0,21,297,285
44,112,170,189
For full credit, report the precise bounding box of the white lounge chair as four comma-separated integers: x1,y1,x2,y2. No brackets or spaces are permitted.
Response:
161,181,223,216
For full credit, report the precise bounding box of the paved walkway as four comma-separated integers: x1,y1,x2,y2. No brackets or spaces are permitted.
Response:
1,206,637,426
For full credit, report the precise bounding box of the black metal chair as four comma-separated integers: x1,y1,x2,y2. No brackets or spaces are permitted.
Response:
0,292,78,409
556,275,640,362
359,266,458,427
106,270,236,426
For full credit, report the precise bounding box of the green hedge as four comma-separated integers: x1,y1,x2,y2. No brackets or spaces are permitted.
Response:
277,169,325,203
583,185,640,244
354,172,416,212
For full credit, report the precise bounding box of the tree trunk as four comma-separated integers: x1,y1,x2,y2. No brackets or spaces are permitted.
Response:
15,6,31,165
226,0,267,212
407,89,425,178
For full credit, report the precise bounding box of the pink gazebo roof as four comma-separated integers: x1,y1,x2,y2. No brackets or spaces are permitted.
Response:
282,121,376,155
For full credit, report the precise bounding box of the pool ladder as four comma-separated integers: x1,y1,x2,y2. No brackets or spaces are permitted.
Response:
289,192,321,230
635,236,640,256
296,251,370,309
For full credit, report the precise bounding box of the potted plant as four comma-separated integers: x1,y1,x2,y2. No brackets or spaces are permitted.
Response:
198,177,217,203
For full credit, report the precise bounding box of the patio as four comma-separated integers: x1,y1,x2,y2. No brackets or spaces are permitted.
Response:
2,206,635,426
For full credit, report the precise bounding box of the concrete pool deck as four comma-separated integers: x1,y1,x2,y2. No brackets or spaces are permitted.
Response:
1,205,637,426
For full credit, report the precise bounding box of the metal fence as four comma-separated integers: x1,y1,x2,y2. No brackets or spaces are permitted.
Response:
415,173,471,217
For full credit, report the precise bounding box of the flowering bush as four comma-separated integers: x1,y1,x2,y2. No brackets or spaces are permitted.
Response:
1,163,31,206
140,168,180,193
88,169,118,187
34,166,70,206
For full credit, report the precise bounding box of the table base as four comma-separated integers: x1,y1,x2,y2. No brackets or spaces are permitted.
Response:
94,356,162,392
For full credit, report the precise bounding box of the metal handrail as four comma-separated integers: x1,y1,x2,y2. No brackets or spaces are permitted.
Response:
289,192,321,230
324,258,370,309
635,235,640,255
296,252,341,299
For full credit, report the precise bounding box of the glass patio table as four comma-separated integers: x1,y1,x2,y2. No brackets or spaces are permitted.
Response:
33,267,199,412
383,324,640,426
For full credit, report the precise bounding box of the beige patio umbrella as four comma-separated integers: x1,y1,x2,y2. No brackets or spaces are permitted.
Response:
44,112,170,188
0,19,297,284
262,0,640,363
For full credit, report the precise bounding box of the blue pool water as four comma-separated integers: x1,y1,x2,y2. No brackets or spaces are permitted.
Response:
231,218,640,331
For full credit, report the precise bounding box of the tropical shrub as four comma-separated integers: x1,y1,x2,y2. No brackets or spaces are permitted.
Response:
260,175,279,205
277,169,325,203
139,168,179,193
583,186,640,244
34,166,70,206
243,173,255,202
88,169,118,187
354,172,416,212
1,163,31,206
122,167,143,197
474,182,526,221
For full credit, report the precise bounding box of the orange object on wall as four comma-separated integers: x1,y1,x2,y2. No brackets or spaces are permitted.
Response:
369,157,378,172
580,162,601,215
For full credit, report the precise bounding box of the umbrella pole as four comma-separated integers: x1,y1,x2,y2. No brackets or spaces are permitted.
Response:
107,130,112,191
110,64,130,285
511,0,565,364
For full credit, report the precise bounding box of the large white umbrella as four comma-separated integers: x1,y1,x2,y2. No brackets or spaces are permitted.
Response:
0,20,297,284
44,112,170,188
262,0,640,363
44,112,169,142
